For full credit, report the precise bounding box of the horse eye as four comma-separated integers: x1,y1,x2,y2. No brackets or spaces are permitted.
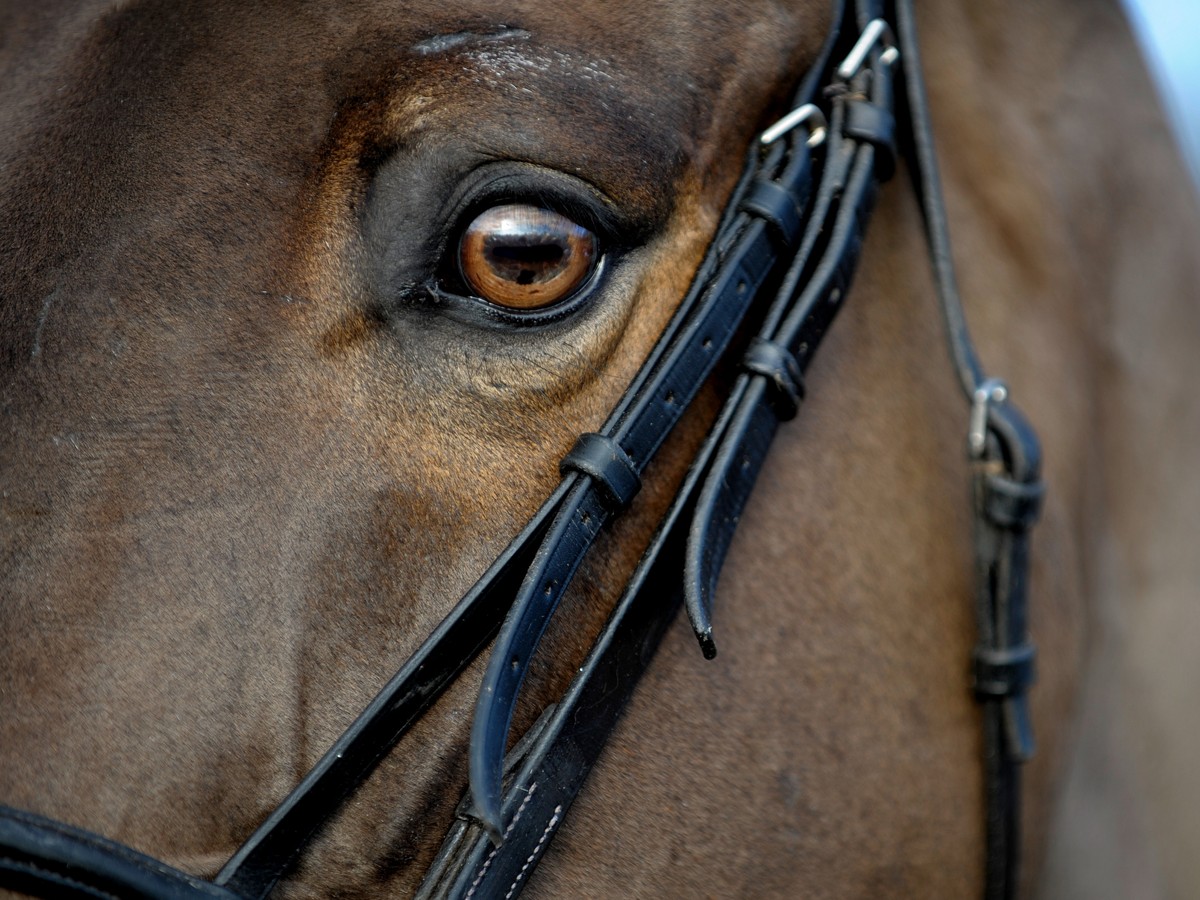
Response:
458,204,598,310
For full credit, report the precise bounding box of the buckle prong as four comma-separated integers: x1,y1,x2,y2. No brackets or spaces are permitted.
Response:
760,103,828,147
836,18,900,82
969,378,1009,458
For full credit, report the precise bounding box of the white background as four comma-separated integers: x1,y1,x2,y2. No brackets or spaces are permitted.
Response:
1123,0,1200,192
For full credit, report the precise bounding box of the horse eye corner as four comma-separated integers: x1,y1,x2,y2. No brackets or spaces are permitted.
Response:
456,203,600,313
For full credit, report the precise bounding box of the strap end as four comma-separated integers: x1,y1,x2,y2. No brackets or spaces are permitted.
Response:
684,562,719,662
1004,697,1036,763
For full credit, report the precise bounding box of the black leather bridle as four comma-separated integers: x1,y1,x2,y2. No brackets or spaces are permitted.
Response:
0,0,1044,898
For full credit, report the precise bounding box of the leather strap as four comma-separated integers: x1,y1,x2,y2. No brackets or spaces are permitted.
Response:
415,10,912,897
893,0,983,400
740,179,806,248
684,42,895,660
968,401,1042,900
213,483,571,899
465,73,821,839
417,446,711,899
0,807,238,900
741,337,805,421
892,1,1045,894
560,434,641,511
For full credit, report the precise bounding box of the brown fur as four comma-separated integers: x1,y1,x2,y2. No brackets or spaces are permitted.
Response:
0,0,1196,898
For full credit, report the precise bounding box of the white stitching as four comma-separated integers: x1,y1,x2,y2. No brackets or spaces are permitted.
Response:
465,783,538,900
504,804,563,899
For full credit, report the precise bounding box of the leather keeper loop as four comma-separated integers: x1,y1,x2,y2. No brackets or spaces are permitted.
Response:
973,643,1037,698
845,99,896,180
742,338,805,421
739,179,804,249
983,473,1044,530
560,433,641,511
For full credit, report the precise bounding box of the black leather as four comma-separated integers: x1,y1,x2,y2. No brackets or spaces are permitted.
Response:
214,483,572,899
418,10,916,896
891,0,1045,892
0,807,239,900
739,179,806,248
560,433,642,510
974,643,1037,698
466,88,820,838
740,337,805,421
844,97,897,179
418,445,712,898
970,404,1042,900
982,473,1045,530
683,50,895,658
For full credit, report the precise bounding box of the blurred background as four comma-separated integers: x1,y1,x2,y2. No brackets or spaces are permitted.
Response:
1123,0,1200,193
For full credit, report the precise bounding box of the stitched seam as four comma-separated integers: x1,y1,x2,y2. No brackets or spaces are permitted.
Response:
465,783,537,900
504,804,562,900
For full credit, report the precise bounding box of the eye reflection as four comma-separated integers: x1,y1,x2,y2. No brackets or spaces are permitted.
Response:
459,204,597,310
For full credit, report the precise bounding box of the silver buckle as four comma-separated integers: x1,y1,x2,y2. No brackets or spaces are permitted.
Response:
968,378,1009,458
835,18,900,82
760,103,828,147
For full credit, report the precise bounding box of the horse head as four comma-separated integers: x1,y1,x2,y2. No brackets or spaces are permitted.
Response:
7,0,1193,896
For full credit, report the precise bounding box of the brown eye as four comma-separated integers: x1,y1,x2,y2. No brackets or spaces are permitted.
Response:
459,204,598,310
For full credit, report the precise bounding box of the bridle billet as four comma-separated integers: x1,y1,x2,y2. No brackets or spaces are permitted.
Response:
0,0,1044,898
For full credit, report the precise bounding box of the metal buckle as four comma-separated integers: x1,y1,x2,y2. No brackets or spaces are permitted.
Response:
968,378,1009,458
835,18,900,82
760,103,828,147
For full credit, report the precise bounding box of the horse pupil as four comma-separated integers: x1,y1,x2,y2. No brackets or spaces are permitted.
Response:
460,203,596,309
492,245,564,264
489,243,568,285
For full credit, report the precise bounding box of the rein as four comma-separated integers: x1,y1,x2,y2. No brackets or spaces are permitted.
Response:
0,0,1043,898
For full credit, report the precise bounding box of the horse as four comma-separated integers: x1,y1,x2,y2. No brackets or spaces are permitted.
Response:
1,0,1198,897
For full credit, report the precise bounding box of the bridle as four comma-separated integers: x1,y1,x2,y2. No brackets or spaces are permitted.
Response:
0,0,1044,898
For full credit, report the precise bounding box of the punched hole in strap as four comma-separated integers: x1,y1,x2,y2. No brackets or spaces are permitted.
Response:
560,433,641,511
742,338,805,421
973,643,1037,699
739,179,804,249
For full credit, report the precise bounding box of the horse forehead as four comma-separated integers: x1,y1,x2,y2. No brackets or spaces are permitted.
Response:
0,0,821,483
410,28,623,98
0,0,830,355
49,0,799,86
1,0,816,239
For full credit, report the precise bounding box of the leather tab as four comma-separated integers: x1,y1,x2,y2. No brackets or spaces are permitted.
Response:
685,383,780,660
741,338,805,421
560,433,641,511
845,99,896,179
973,643,1037,698
983,474,1044,530
739,179,804,248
